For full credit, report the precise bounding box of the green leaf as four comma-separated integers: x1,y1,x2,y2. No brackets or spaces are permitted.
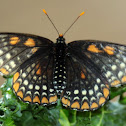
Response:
0,77,126,126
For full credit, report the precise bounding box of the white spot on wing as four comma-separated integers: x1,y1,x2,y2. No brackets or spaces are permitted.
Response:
35,85,40,90
82,90,87,95
6,53,11,59
118,71,123,78
0,58,4,66
112,65,117,71
43,85,47,90
74,89,79,94
10,61,16,68
0,50,3,55
23,80,28,85
120,62,125,69
29,84,33,89
89,90,93,95
22,73,27,78
94,85,99,91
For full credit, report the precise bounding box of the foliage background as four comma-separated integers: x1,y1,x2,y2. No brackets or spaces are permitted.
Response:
0,77,126,126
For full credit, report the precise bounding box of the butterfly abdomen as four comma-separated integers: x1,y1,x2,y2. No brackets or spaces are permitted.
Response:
53,36,67,95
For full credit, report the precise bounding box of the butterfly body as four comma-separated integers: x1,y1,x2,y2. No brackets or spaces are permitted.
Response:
53,35,67,94
0,32,126,111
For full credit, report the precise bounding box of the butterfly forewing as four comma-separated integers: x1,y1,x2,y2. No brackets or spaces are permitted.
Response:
68,40,126,87
0,33,53,75
13,51,57,105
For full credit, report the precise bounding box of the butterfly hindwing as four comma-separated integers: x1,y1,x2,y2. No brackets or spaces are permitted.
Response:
61,52,109,111
12,46,57,105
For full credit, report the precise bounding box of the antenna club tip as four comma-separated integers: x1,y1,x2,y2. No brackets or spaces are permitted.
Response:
59,34,63,37
79,11,85,16
43,9,47,14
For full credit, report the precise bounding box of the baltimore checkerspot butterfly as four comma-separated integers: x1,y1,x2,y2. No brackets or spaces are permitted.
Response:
0,9,126,111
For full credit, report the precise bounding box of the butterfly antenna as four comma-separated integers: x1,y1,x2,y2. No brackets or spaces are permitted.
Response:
43,9,60,36
63,11,85,36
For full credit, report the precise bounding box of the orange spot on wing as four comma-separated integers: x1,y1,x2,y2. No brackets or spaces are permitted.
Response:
36,68,41,75
99,97,106,105
0,68,9,75
24,38,35,47
33,96,40,104
17,91,23,99
122,76,126,83
111,80,120,86
61,97,70,106
87,45,103,53
24,96,32,102
71,101,80,109
81,102,89,110
13,72,19,83
104,46,114,55
49,95,57,103
32,47,38,54
13,82,20,92
91,102,98,109
103,88,109,98
41,97,49,104
81,72,85,79
10,37,20,45
36,64,41,75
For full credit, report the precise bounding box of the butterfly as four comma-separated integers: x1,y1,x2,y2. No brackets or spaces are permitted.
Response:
0,10,126,112
0,32,126,111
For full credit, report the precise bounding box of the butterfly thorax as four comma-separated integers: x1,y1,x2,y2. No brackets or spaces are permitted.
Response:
53,36,67,95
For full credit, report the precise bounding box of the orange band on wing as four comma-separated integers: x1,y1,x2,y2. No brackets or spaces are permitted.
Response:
104,46,114,55
24,38,35,47
33,96,40,104
111,80,120,86
24,96,32,102
10,37,20,45
13,82,20,92
61,97,70,106
122,76,126,83
87,45,103,53
99,97,106,105
91,102,98,109
103,88,109,98
0,68,9,75
49,95,57,103
13,72,20,83
81,102,89,110
17,91,23,99
71,101,80,109
41,97,49,104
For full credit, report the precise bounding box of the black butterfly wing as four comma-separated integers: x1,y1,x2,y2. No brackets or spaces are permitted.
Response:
61,40,126,111
0,33,57,105
0,33,53,75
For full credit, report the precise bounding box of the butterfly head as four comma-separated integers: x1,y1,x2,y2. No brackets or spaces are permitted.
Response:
56,34,65,44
